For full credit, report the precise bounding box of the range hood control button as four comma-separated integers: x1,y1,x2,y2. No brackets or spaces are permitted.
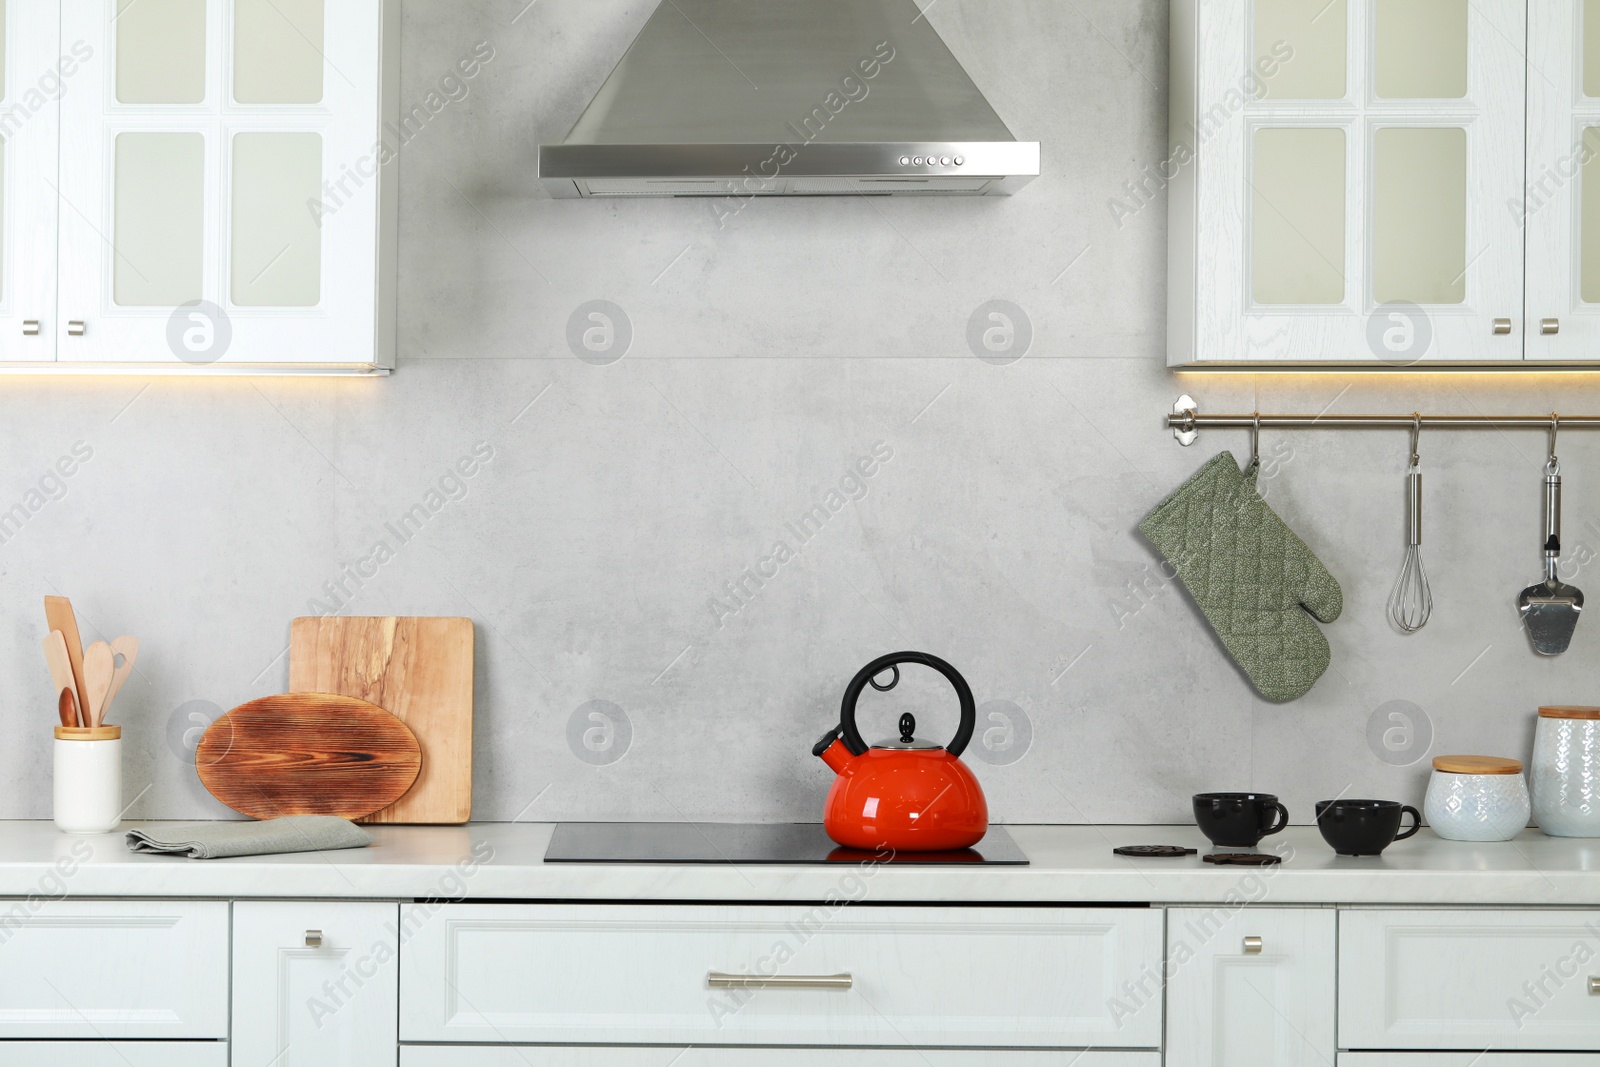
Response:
955,156,965,166
900,156,911,166
941,156,951,166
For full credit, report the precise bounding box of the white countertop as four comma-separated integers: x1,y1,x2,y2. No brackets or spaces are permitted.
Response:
5,822,1600,905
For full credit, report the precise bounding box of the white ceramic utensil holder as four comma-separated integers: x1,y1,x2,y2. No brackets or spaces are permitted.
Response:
54,725,122,834
1532,707,1600,837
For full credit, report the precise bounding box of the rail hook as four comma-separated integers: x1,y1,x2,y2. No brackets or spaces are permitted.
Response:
1549,413,1562,476
1249,412,1261,469
1409,413,1421,470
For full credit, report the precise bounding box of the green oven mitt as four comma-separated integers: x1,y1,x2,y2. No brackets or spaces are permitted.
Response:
1138,451,1342,702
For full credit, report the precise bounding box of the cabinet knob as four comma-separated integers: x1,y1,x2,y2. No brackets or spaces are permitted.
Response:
1493,318,1513,335
1542,318,1561,336
22,320,39,337
305,930,322,948
1243,936,1263,954
67,321,85,337
1590,976,1599,995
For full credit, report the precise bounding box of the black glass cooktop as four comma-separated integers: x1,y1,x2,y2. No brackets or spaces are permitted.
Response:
544,822,1028,866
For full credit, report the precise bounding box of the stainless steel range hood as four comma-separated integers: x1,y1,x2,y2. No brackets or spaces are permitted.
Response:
539,0,1039,199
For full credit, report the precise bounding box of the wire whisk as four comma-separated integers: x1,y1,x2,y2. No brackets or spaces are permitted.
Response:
1388,417,1433,633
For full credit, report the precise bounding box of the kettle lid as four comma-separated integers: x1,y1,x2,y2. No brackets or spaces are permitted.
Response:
870,713,944,751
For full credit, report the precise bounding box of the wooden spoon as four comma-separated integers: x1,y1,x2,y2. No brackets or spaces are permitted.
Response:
57,687,78,728
42,631,83,727
83,641,115,728
98,636,139,725
43,597,89,723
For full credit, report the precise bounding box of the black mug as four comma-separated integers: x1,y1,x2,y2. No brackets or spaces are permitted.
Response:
1193,792,1289,848
1315,799,1421,856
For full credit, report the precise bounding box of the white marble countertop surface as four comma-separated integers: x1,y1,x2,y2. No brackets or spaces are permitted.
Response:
3,822,1599,904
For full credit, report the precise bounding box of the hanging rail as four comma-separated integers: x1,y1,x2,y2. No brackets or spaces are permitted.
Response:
1168,394,1600,446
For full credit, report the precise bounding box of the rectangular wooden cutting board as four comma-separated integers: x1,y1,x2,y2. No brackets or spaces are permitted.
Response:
289,616,474,824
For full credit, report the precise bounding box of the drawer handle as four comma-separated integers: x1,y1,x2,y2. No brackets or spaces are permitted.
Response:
67,320,85,337
1243,936,1263,955
1543,318,1561,336
1493,318,1513,335
305,930,322,948
22,320,39,336
707,971,852,990
1590,976,1600,996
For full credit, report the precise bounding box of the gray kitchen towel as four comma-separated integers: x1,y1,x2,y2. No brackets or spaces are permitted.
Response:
126,816,372,859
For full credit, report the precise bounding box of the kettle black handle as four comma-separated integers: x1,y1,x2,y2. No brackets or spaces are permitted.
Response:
838,651,976,758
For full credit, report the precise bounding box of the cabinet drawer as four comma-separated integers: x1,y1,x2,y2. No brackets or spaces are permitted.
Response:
0,899,228,1038
0,1043,227,1066
402,1049,1162,1066
1340,909,1600,1050
400,904,1164,1048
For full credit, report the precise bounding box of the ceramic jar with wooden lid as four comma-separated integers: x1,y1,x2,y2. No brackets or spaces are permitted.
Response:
1532,706,1600,837
53,724,122,834
1423,755,1530,841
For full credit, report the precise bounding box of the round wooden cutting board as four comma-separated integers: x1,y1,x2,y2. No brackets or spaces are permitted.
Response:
197,694,422,820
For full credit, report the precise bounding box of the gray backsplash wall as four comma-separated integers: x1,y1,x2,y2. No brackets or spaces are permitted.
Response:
3,0,1596,825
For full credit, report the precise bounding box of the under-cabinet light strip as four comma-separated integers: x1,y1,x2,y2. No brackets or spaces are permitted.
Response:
0,364,389,377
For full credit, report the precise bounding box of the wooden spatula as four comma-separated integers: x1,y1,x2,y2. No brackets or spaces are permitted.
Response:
43,597,89,722
42,630,83,727
98,636,139,725
57,687,78,728
83,642,115,728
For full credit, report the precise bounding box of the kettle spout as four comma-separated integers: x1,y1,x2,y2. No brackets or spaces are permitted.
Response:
811,727,854,774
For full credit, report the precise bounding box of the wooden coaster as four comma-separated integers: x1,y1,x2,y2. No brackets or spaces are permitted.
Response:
1202,852,1282,866
1113,845,1199,858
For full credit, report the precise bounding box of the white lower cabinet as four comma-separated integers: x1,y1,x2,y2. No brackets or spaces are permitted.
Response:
400,1051,1160,1066
1340,909,1600,1050
0,1049,230,1062
0,1043,227,1066
1165,907,1336,1066
0,899,228,1038
231,901,399,1067
400,904,1165,1048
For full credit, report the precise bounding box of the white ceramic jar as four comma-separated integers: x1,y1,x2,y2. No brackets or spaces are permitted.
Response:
1532,706,1600,837
53,725,122,834
1423,755,1530,841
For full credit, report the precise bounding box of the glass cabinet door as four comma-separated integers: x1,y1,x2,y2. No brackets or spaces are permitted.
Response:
56,0,388,366
1525,0,1600,361
1184,0,1526,363
0,0,61,362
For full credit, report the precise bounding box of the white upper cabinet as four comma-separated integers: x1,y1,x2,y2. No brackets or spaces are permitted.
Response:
1526,0,1600,360
0,0,61,361
1170,0,1532,366
25,0,396,372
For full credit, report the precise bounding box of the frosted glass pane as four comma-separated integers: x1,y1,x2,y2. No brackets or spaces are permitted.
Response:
1373,127,1466,304
1376,0,1468,99
234,0,324,104
0,0,7,103
232,133,322,307
114,133,204,307
1255,0,1346,100
1586,0,1600,99
116,0,206,104
1252,127,1346,304
0,139,5,298
1582,129,1600,303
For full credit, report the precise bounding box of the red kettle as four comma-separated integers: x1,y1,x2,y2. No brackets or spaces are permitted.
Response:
812,651,988,852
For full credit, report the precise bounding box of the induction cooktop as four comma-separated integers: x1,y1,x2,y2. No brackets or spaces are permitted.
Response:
544,822,1028,865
